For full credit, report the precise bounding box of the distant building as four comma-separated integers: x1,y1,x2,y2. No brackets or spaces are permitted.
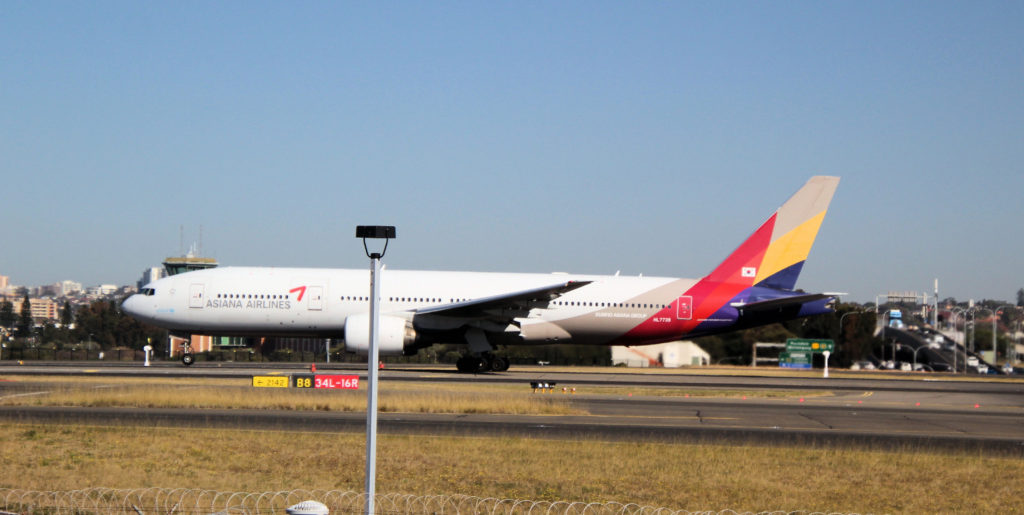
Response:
167,334,254,356
12,297,59,322
60,280,83,296
86,284,120,297
0,275,15,296
138,267,166,288
265,337,329,354
38,284,61,297
611,341,710,368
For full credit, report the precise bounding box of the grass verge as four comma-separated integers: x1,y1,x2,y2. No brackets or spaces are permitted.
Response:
0,422,1020,513
0,375,822,413
0,378,580,415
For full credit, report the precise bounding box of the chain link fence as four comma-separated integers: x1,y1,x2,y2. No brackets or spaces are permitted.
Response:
0,488,858,515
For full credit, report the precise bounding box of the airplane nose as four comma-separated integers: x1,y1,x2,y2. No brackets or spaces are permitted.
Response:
122,294,150,322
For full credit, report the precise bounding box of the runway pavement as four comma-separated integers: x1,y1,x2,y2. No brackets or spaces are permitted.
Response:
2,362,1022,452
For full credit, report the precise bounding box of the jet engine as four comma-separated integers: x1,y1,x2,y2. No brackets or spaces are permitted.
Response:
344,314,416,355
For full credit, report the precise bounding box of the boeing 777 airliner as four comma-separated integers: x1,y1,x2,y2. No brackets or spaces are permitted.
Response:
123,176,839,372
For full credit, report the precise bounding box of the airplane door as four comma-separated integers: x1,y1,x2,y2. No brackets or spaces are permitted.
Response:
676,296,692,320
189,284,205,309
307,286,323,311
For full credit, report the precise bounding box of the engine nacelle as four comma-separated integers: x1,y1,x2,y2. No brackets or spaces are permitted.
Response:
344,314,416,356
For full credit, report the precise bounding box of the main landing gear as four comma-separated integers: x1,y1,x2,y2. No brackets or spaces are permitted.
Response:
456,353,510,373
180,339,195,366
456,328,510,373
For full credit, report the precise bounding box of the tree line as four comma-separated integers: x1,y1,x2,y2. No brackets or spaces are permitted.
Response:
0,295,165,351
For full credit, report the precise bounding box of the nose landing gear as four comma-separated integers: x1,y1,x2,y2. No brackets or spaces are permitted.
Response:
180,339,194,366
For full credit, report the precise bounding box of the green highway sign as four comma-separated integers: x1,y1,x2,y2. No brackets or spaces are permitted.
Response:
785,338,834,353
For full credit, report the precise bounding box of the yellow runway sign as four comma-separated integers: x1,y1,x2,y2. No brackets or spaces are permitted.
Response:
252,376,289,388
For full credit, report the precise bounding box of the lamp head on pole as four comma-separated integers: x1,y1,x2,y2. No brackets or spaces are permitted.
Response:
356,225,396,259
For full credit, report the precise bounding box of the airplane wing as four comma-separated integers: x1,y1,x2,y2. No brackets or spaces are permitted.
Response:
414,280,592,319
732,293,833,312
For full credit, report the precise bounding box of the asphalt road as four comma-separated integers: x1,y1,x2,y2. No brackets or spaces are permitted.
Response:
2,363,1022,452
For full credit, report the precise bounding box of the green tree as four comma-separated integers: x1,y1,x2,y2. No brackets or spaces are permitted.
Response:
60,301,74,328
73,298,166,350
827,306,881,366
37,320,61,346
16,295,34,337
0,299,14,329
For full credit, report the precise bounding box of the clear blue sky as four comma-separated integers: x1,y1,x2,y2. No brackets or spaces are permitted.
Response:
2,2,1022,303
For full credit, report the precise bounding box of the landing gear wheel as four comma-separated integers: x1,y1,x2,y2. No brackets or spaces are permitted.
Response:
456,355,490,373
456,355,478,373
489,356,510,372
181,353,195,366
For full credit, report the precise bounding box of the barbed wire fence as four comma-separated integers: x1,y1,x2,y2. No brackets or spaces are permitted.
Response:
0,488,861,515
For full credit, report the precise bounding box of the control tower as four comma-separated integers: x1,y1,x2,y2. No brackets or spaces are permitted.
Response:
162,245,218,276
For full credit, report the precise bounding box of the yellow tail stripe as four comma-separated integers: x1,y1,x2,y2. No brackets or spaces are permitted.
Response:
754,210,827,284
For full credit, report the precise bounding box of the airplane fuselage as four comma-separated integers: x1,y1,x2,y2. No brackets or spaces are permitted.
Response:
124,266,715,346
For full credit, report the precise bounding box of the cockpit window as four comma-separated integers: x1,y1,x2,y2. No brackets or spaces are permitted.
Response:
140,288,156,296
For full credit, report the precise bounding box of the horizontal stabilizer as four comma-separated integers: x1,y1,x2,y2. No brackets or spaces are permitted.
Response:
732,293,832,312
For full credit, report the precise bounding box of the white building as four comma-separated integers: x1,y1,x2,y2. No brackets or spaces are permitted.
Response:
612,341,710,368
60,280,83,296
138,267,166,289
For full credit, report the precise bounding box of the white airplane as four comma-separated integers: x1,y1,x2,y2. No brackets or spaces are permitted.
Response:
123,176,839,372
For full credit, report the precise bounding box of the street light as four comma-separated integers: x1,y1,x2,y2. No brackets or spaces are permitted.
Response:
1014,319,1022,366
967,307,992,359
913,342,940,371
993,305,1014,368
355,225,395,515
949,307,967,374
838,310,869,343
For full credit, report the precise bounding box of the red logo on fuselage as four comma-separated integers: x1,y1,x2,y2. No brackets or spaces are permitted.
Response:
290,286,307,302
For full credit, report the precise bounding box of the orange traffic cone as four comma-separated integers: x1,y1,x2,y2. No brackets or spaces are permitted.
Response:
311,363,317,372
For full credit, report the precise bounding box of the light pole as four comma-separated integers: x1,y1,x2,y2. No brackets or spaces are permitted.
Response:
950,307,966,374
839,310,867,340
1015,319,1021,366
913,343,939,371
356,225,395,515
968,307,992,359
874,295,885,335
993,305,1013,367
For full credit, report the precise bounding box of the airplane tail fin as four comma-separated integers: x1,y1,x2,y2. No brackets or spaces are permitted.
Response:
703,176,839,291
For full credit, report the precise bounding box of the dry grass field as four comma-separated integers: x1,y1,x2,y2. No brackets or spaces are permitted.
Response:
0,374,1021,513
0,423,1021,513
